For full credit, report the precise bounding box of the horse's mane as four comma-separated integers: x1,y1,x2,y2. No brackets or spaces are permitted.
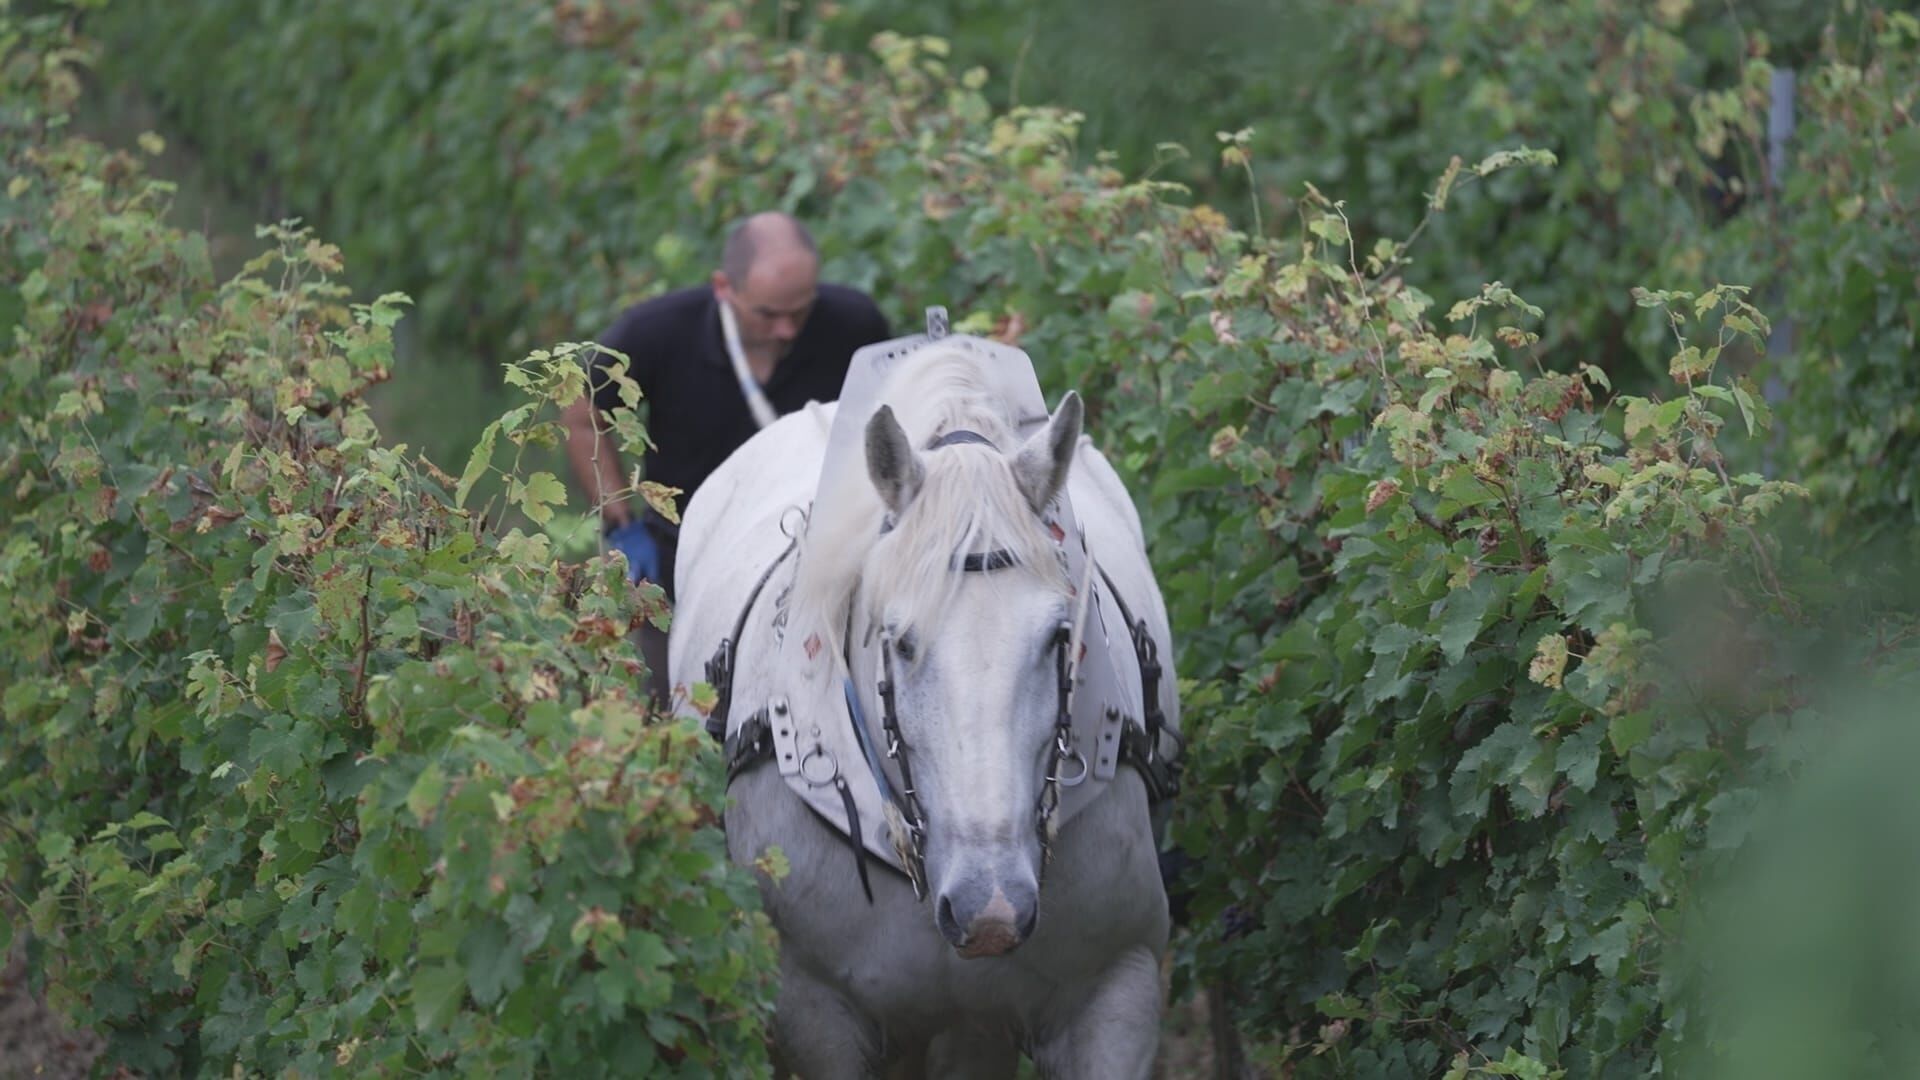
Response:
790,345,1069,649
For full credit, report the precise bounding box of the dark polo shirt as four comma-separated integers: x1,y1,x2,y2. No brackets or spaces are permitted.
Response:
588,284,889,528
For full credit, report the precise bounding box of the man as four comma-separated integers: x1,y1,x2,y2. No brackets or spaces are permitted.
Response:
562,212,889,702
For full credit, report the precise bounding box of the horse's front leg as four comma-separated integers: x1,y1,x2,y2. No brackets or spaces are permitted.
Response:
772,958,884,1080
1029,946,1164,1080
919,1023,1020,1079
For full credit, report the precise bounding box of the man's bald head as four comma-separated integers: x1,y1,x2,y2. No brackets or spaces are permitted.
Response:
713,212,822,363
721,212,818,288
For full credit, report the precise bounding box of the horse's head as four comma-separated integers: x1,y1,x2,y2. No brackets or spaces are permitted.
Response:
855,389,1083,958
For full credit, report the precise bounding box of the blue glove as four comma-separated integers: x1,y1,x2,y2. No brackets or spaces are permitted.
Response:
605,520,661,584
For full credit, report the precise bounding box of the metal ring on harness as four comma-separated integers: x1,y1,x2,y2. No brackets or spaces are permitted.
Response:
779,504,810,540
799,745,840,787
1049,747,1090,788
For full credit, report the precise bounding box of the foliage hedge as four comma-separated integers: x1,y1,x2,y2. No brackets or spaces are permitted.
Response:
90,0,1920,539
1702,12,1920,542
868,0,1918,551
818,0,1833,368
1,9,775,1074
15,0,1920,1075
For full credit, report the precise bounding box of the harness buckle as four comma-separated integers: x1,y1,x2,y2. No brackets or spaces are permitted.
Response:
703,637,735,742
1049,747,1090,788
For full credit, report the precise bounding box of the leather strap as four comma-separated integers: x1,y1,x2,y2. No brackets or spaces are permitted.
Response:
724,708,773,780
834,776,875,903
705,534,799,742
1096,562,1183,803
927,428,996,450
717,297,779,429
959,549,1018,572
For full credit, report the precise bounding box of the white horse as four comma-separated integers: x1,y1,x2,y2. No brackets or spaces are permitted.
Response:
670,342,1178,1077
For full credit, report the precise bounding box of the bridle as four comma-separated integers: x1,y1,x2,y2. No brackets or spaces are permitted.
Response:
853,427,1085,901
865,603,1082,901
719,422,1178,906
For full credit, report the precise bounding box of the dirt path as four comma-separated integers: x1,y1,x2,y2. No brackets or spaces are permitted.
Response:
0,943,100,1080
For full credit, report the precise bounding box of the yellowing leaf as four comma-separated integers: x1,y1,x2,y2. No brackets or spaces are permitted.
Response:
1365,479,1401,515
1309,214,1350,247
1584,463,1624,488
638,481,682,525
1668,345,1715,382
1488,369,1523,401
1473,147,1558,176
303,239,344,273
1622,396,1687,441
172,937,196,980
511,471,567,526
1271,260,1311,302
688,681,719,716
1429,156,1463,211
1529,634,1569,689
755,845,791,882
497,528,553,566
1622,398,1654,442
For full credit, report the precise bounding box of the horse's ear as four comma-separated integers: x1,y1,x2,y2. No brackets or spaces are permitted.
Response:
865,405,925,515
1012,391,1082,513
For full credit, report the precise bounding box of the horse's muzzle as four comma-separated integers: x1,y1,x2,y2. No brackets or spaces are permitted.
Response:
937,879,1038,958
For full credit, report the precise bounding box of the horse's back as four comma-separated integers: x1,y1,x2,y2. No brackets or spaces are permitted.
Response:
1067,439,1180,737
667,401,835,702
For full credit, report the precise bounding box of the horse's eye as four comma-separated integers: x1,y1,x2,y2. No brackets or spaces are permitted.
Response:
894,633,917,662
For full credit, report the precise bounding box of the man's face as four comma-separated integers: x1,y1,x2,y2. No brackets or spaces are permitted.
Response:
716,248,819,361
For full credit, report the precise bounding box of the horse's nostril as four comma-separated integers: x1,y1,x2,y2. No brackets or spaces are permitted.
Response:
935,893,966,947
935,878,1037,958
